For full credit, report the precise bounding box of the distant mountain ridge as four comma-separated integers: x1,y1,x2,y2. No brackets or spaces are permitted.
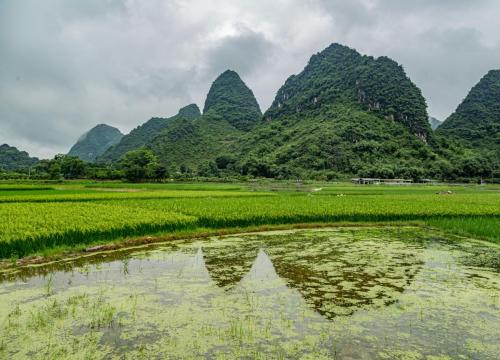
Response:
109,43,493,180
0,144,38,171
68,124,123,162
429,117,442,130
98,104,201,163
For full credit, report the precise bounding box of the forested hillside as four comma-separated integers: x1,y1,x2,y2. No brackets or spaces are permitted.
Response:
437,70,500,155
232,44,462,179
264,44,431,140
68,124,123,162
203,70,262,131
99,104,201,163
38,43,497,182
148,71,262,171
0,144,38,170
138,44,495,180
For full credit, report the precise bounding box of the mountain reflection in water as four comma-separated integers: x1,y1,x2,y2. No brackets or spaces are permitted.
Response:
0,227,499,360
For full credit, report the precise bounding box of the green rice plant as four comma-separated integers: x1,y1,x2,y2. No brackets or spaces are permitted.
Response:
0,202,197,258
127,193,500,229
0,183,498,259
122,192,499,243
0,190,272,203
0,185,53,191
84,182,243,191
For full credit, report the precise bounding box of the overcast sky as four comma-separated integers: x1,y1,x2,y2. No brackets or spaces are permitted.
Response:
1,0,499,158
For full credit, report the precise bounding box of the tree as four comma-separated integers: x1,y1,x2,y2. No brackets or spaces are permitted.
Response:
120,148,159,182
60,156,86,179
215,155,236,170
198,161,219,177
154,165,168,181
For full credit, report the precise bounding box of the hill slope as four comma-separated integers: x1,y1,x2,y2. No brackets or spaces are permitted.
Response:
68,124,123,162
437,70,500,154
99,104,201,163
149,71,262,170
0,144,38,171
203,70,262,131
236,43,447,178
264,43,431,141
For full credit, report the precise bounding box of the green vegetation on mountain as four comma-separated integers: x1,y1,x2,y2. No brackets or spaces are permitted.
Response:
21,43,493,182
0,144,38,171
429,117,442,130
140,44,495,181
99,104,201,163
265,43,431,140
33,154,87,180
233,44,472,179
203,70,262,131
68,124,123,162
149,112,242,173
437,70,500,155
238,104,459,179
148,71,261,172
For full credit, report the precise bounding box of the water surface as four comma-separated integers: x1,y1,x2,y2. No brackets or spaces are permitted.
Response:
0,227,499,359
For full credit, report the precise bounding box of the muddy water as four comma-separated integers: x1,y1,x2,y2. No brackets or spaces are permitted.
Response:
0,227,499,359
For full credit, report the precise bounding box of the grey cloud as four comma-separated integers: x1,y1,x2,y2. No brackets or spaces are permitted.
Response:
206,28,275,78
390,27,500,119
371,0,492,13
313,0,500,119
1,0,499,158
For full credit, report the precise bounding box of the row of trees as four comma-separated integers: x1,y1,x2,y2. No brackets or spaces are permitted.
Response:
1,147,498,183
0,149,166,182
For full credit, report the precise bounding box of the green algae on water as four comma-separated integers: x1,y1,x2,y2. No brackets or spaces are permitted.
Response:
0,227,499,359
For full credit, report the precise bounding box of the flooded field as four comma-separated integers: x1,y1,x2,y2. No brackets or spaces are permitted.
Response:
0,227,499,359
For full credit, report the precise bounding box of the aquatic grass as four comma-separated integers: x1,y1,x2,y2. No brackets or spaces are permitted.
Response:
426,217,500,244
44,274,54,297
88,297,117,329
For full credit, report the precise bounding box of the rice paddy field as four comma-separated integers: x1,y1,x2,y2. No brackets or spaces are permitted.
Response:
0,181,499,359
0,181,498,259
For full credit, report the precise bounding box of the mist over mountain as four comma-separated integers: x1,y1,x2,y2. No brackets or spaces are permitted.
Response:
68,124,123,162
429,117,442,130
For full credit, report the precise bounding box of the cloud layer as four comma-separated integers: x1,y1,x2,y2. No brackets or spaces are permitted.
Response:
1,0,499,158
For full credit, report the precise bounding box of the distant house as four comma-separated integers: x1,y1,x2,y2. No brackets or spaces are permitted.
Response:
351,178,413,185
